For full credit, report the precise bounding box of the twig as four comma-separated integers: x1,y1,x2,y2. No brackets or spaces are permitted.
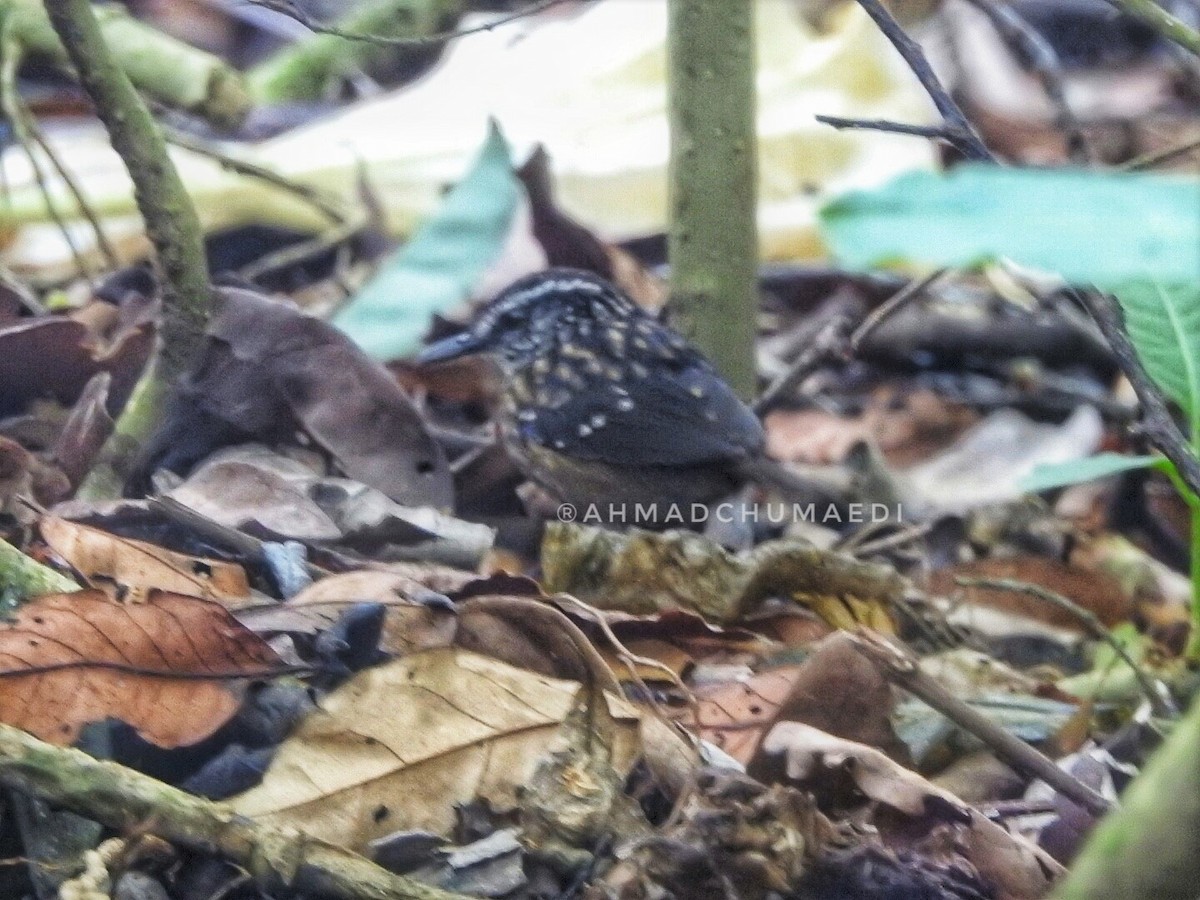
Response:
815,115,975,148
151,496,330,580
1070,288,1200,499
238,213,366,281
246,0,568,47
958,0,1089,163
163,127,348,225
0,723,473,900
849,521,935,557
0,32,90,279
1120,134,1200,171
850,267,947,351
852,0,995,161
23,111,120,270
850,630,1112,816
955,576,1173,716
1102,0,1200,56
753,313,853,415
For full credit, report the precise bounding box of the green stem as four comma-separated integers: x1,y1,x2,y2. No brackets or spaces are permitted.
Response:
1187,508,1200,662
666,0,759,398
5,0,249,127
1105,0,1200,56
246,0,463,103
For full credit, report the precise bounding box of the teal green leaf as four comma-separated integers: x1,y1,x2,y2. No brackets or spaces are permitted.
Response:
1114,280,1200,433
333,122,520,361
819,165,1200,289
1021,453,1165,493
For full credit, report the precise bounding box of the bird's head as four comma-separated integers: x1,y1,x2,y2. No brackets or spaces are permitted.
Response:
416,268,641,370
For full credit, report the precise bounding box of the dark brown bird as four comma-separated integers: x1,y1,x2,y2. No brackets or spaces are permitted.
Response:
418,269,812,525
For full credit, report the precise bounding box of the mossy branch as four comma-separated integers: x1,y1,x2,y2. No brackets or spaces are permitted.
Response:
1104,0,1200,56
246,0,464,103
7,0,249,128
666,0,758,398
0,723,473,900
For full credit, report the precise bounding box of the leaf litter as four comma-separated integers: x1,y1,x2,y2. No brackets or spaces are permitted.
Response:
0,3,1197,897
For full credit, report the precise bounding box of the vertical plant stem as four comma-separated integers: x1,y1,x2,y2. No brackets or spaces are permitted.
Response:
44,0,212,386
44,0,216,497
667,0,758,398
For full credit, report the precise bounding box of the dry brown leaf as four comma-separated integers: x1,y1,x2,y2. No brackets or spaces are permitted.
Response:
689,666,804,765
686,634,906,765
765,388,977,468
236,569,460,653
752,723,1064,900
598,638,694,684
0,590,281,746
927,556,1133,633
231,648,641,848
40,516,250,601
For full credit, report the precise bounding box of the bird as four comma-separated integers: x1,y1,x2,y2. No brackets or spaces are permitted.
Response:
417,268,823,526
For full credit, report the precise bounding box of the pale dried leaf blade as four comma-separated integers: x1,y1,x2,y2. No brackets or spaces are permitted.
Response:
231,648,641,849
0,590,281,747
39,516,251,600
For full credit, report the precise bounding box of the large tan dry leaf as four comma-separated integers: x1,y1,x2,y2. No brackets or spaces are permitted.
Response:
232,648,642,849
40,516,250,601
0,590,281,746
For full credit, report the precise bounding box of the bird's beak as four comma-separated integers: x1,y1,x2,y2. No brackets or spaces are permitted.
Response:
415,330,490,365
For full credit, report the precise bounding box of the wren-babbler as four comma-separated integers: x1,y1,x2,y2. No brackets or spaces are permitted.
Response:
419,268,809,522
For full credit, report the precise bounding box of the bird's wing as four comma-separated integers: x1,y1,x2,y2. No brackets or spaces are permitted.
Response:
514,323,764,466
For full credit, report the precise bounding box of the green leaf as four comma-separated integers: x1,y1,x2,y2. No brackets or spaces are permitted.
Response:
1114,280,1200,434
1021,453,1165,493
819,166,1200,289
333,121,520,361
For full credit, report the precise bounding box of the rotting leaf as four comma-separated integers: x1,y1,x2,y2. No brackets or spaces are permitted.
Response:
231,648,641,848
236,569,464,654
751,723,1064,900
39,516,251,601
131,287,451,508
516,145,667,312
51,372,115,490
0,315,153,421
542,522,906,627
685,633,908,766
0,590,282,747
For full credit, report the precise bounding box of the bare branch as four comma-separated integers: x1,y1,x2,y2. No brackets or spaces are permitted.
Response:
246,0,568,48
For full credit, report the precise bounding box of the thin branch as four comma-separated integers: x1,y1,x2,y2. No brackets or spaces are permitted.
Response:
849,630,1113,817
1120,134,1200,171
852,0,995,161
850,267,947,350
1103,0,1200,56
1071,288,1200,499
955,576,1173,716
0,31,90,279
151,496,331,581
245,0,568,47
958,0,1089,162
163,127,348,225
23,107,120,270
753,313,853,415
815,115,977,151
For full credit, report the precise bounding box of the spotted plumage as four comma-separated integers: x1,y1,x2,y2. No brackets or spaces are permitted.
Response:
418,268,766,512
